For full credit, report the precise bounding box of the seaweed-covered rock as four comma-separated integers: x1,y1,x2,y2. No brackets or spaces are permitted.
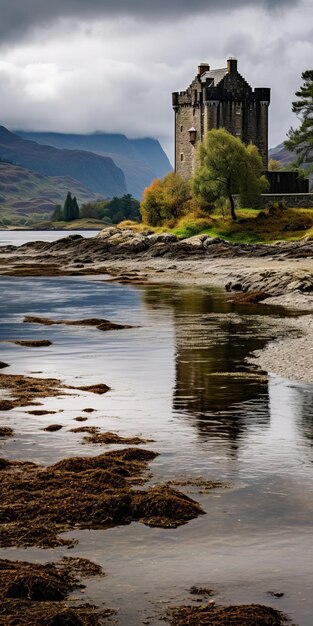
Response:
168,603,293,626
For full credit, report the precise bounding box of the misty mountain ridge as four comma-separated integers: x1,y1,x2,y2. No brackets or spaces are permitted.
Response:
16,131,173,199
0,126,127,199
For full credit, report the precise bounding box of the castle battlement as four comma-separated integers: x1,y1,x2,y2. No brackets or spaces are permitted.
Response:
173,58,270,178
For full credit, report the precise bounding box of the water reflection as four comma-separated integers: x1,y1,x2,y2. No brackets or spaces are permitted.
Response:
143,285,313,456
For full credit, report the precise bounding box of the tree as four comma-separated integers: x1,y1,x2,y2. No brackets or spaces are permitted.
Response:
51,204,63,222
80,203,100,219
63,192,79,222
140,173,191,226
193,129,268,220
63,192,74,222
285,70,313,170
80,195,141,224
268,159,282,171
72,196,80,221
239,143,269,209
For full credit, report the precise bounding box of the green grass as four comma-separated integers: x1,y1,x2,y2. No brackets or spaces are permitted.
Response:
172,207,313,243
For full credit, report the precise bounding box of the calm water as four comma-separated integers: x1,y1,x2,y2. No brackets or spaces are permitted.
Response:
0,233,313,625
0,229,97,247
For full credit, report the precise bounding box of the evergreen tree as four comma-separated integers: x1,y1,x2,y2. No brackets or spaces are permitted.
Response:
72,196,80,220
285,70,313,170
63,192,73,222
51,204,63,222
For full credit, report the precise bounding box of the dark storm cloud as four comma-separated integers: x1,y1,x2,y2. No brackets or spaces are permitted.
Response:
0,0,298,41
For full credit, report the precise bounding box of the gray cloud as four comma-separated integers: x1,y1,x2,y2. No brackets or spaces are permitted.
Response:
0,0,298,42
0,0,310,161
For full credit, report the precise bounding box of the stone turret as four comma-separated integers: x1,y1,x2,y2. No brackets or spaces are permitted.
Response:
172,58,270,178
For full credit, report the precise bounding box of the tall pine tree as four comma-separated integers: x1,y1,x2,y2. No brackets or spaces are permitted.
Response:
72,196,80,220
63,192,79,221
51,204,63,222
63,192,74,222
285,70,313,170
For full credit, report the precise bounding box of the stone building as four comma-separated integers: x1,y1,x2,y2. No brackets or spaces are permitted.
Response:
172,58,270,178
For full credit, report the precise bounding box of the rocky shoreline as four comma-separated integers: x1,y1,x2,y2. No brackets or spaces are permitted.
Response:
1,227,313,382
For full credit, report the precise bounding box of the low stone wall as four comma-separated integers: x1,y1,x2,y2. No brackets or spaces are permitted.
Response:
260,194,313,208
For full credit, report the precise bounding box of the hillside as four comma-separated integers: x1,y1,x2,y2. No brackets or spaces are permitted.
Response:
16,131,173,198
269,142,293,165
0,127,126,198
0,161,100,223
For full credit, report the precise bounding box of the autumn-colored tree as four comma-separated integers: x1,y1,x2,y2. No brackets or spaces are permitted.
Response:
268,159,282,171
140,173,191,226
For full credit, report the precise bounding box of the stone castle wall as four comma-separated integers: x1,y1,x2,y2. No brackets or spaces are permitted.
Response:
173,60,269,178
259,194,313,209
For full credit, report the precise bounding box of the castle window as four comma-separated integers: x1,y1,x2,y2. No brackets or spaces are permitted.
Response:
180,125,183,132
180,153,184,162
235,130,241,136
236,104,241,115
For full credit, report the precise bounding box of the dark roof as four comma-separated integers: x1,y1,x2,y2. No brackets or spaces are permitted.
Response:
201,68,228,86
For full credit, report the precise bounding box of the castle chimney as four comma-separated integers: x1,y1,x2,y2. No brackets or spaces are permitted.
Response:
227,57,238,75
198,63,210,76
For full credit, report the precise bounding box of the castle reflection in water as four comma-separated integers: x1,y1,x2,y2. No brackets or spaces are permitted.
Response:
143,284,313,456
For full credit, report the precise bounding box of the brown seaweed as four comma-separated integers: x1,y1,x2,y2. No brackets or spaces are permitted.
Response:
0,557,111,626
0,448,203,548
167,603,293,626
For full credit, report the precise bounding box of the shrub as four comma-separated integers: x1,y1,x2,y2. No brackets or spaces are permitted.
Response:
140,173,191,226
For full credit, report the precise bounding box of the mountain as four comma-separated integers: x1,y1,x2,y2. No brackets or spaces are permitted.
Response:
16,131,173,198
129,138,172,178
269,142,293,165
0,127,126,198
0,161,100,222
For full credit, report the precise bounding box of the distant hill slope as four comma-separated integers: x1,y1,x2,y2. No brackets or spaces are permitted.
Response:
0,161,100,221
16,131,173,198
129,138,172,178
269,142,294,165
0,127,126,198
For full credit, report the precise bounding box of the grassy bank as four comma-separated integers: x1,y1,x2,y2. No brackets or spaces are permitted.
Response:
121,206,313,243
174,207,313,243
3,207,313,244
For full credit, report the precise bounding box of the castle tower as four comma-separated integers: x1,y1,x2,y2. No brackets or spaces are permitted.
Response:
172,58,270,178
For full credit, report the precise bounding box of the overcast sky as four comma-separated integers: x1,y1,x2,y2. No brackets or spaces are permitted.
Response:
0,0,311,161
